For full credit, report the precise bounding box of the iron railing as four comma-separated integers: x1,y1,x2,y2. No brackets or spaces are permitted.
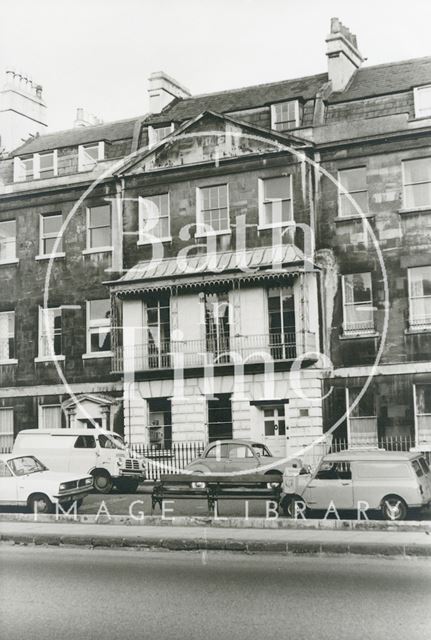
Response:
112,331,312,372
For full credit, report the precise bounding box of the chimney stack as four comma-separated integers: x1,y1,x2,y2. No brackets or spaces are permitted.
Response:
148,71,191,114
74,108,103,128
326,18,363,93
0,69,48,152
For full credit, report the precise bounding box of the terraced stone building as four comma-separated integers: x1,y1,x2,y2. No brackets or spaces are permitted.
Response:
0,18,430,456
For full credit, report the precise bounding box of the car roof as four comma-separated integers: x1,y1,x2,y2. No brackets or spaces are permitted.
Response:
324,449,421,463
15,428,108,437
205,439,266,447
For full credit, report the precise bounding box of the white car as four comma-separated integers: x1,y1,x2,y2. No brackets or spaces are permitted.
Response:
0,453,93,513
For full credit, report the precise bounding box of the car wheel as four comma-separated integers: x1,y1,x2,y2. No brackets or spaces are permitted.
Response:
115,478,139,493
381,495,407,521
28,494,53,514
92,471,113,494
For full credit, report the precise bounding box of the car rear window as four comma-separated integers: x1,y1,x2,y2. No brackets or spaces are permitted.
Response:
412,460,424,477
356,462,412,479
419,457,430,474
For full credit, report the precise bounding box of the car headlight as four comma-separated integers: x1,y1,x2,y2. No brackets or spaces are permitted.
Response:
116,457,125,467
84,478,93,486
59,483,67,491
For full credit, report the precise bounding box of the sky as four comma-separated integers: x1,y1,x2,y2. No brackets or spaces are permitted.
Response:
1,0,430,132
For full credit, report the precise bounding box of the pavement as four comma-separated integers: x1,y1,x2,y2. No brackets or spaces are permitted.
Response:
1,546,431,640
1,516,431,557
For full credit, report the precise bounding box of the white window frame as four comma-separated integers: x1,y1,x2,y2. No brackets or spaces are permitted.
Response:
0,408,14,450
0,311,16,364
138,193,171,244
346,387,378,446
0,219,17,265
258,176,294,229
78,141,105,172
341,273,375,335
38,404,63,430
196,184,230,237
85,204,113,253
413,383,431,446
408,266,431,329
414,85,431,119
337,167,369,217
402,157,431,210
36,306,64,362
34,151,58,180
148,123,174,148
262,404,286,438
13,156,33,182
271,101,300,131
84,300,112,358
38,213,64,258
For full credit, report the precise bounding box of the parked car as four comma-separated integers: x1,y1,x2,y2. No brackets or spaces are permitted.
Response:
280,449,431,520
12,428,146,493
186,440,293,476
0,453,93,513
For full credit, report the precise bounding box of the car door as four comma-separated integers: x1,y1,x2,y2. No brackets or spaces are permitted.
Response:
0,460,18,505
224,444,260,475
201,443,229,472
71,435,98,474
303,461,354,511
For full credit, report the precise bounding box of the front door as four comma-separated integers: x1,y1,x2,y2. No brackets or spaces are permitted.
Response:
262,404,287,457
304,461,354,511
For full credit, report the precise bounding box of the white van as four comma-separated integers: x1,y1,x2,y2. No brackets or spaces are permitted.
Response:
13,428,146,493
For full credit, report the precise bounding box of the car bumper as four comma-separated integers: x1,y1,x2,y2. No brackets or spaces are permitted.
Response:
53,486,93,502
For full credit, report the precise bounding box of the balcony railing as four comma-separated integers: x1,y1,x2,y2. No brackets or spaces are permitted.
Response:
112,331,316,373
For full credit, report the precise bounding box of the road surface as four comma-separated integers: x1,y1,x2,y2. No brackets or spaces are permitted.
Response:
1,545,430,639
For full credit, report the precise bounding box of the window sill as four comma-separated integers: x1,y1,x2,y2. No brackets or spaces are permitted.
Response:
257,222,295,231
0,359,18,365
35,252,66,261
82,247,113,255
405,326,431,335
334,214,374,223
398,207,431,215
0,258,19,266
340,331,379,340
34,355,65,363
194,229,232,239
137,237,172,246
82,351,113,360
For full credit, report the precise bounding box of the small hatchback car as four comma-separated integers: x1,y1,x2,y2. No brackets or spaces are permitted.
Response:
280,449,431,520
0,453,93,513
186,440,289,476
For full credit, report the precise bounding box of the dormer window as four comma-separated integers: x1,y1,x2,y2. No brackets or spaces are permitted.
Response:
148,124,174,147
78,142,105,172
414,85,431,119
271,101,300,131
13,151,57,182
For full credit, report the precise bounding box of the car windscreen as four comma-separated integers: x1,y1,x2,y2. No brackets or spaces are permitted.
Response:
252,444,272,457
9,456,47,476
98,434,123,449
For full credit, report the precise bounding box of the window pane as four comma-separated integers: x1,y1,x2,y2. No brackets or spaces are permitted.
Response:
84,145,99,161
0,220,16,261
89,205,111,228
416,87,431,117
264,176,291,200
339,191,368,216
39,153,53,170
41,406,62,429
404,183,431,208
90,329,111,352
404,158,431,184
350,388,375,417
339,167,367,192
90,227,111,248
90,299,110,321
43,215,62,235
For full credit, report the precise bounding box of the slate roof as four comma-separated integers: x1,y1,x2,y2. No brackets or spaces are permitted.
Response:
330,56,431,103
11,56,431,156
12,116,139,156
